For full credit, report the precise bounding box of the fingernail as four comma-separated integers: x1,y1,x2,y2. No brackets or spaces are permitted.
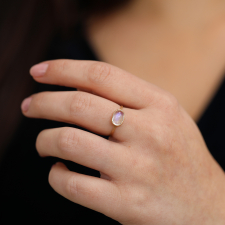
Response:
21,97,32,112
30,63,49,77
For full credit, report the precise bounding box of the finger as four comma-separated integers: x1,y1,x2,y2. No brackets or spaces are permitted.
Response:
49,162,121,220
76,88,93,94
37,127,128,176
22,91,137,139
30,60,160,109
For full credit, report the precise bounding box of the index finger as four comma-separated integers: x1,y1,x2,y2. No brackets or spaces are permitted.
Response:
30,60,159,109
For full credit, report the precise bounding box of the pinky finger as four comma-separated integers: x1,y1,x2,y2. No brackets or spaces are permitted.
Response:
49,162,121,220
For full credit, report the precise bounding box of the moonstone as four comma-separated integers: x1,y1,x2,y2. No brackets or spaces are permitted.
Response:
112,110,124,126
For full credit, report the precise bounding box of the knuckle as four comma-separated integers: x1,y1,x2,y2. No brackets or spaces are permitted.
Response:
57,128,78,154
57,60,70,76
69,93,91,116
87,62,112,85
66,176,79,197
161,94,179,111
33,92,47,112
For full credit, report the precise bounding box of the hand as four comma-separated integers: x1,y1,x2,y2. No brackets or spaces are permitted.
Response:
22,60,225,224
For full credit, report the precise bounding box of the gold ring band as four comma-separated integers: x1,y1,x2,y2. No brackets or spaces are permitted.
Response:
110,106,125,136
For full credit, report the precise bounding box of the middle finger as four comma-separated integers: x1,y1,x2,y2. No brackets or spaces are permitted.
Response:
21,91,136,140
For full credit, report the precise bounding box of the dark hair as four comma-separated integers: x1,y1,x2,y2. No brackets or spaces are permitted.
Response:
0,0,131,158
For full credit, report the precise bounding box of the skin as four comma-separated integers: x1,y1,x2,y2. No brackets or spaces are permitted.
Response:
21,60,225,224
20,0,225,223
86,0,225,121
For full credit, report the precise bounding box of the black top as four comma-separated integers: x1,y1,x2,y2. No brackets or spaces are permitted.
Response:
0,29,225,225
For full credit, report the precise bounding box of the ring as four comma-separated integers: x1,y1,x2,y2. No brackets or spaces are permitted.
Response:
110,106,125,136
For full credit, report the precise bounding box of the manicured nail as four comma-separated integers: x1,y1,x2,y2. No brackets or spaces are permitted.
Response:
30,63,49,77
21,97,32,112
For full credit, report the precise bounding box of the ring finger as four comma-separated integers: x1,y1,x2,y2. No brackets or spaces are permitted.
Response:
21,91,137,140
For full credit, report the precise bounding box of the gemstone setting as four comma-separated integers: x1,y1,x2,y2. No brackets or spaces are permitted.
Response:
112,109,125,126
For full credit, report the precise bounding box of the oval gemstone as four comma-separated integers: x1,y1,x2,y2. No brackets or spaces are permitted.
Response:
112,110,124,126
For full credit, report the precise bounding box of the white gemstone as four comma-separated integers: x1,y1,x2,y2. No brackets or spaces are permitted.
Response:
112,110,124,126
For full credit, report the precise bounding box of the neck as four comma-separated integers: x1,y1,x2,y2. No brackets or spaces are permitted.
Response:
121,0,225,28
